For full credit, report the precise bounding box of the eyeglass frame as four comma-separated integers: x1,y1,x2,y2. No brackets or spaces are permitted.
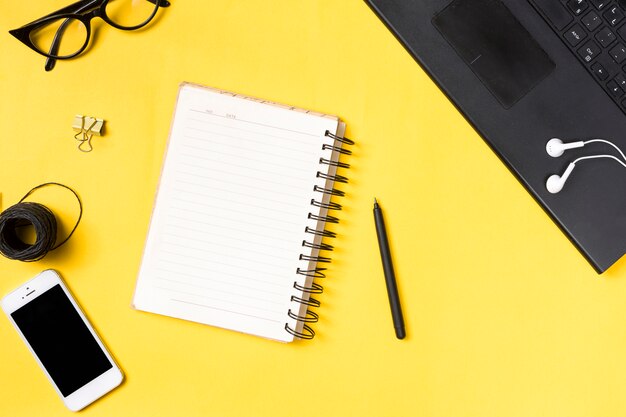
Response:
9,0,170,70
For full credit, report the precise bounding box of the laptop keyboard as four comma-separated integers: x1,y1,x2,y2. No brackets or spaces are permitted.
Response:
529,0,626,114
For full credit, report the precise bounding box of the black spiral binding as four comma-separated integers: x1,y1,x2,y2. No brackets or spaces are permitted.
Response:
285,130,353,340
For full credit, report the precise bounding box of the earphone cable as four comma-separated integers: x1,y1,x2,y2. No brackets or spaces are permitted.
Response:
583,139,626,163
573,154,626,169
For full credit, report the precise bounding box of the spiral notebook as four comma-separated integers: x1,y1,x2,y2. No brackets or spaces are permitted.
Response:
132,82,352,342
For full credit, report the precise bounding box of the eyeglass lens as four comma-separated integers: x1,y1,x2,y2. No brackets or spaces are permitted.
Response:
30,18,88,59
28,1,161,59
105,0,160,28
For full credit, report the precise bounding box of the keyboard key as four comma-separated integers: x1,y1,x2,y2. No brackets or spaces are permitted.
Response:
610,43,626,62
614,73,626,88
591,0,608,10
530,0,573,30
528,0,626,117
568,0,589,15
578,40,601,62
591,62,609,79
595,26,616,46
565,24,588,46
617,24,626,42
582,11,603,30
607,79,625,98
591,62,610,79
604,5,625,26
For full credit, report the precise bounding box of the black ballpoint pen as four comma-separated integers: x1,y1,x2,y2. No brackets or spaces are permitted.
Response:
373,198,406,340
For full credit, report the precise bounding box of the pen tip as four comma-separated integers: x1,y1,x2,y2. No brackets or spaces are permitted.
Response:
374,197,377,204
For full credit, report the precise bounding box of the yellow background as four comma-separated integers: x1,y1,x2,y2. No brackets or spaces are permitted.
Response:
1,1,626,416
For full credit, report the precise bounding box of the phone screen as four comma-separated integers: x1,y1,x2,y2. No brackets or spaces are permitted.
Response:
11,284,113,397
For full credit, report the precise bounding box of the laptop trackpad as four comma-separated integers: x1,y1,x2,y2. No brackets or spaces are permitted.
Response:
432,0,555,109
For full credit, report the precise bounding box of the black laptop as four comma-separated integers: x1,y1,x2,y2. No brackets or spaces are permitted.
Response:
365,0,626,273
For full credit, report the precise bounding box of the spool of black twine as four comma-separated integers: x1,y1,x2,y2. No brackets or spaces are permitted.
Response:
0,183,82,262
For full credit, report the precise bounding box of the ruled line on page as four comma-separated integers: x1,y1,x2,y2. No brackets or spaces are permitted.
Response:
189,108,320,137
162,231,293,262
169,194,305,220
155,252,297,289
154,277,284,306
159,241,294,270
174,176,303,201
154,286,283,315
161,223,296,254
164,216,299,246
158,248,296,283
168,191,304,230
178,149,312,175
170,185,304,210
155,260,288,289
182,130,316,159
170,299,283,324
154,267,285,295
166,212,302,240
184,124,318,153
174,165,307,192
167,202,302,227
173,157,314,183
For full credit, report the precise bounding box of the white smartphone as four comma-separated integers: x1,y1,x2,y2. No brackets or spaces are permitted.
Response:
1,270,123,411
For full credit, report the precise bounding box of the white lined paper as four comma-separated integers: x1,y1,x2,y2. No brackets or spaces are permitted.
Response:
133,83,340,342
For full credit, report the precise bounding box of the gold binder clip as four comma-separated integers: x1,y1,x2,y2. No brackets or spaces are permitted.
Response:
72,115,104,152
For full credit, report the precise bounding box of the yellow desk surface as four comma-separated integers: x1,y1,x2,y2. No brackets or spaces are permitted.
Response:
1,1,626,416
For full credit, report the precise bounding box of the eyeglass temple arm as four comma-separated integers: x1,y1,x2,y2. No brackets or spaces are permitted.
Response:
44,0,171,71
25,0,170,28
19,0,99,28
44,20,74,71
45,0,101,71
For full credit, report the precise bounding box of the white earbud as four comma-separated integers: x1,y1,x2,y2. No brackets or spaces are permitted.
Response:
546,162,576,194
546,138,585,157
544,138,626,193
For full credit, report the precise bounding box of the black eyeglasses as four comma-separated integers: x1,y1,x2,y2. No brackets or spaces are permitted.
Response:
9,0,171,71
